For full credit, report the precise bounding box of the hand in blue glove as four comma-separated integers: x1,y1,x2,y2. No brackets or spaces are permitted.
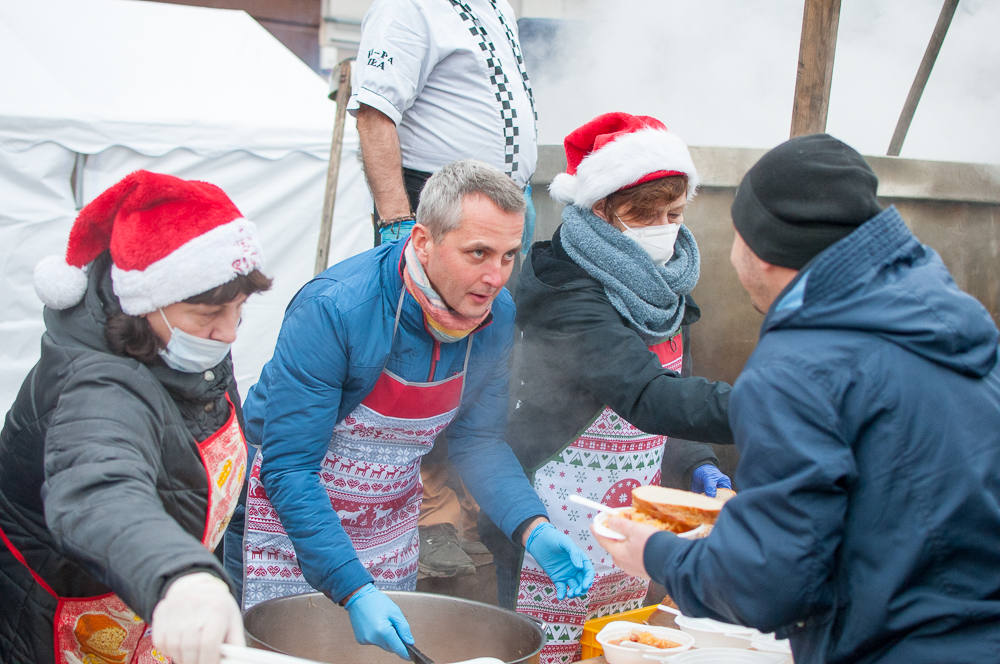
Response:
525,522,595,600
690,464,732,498
380,218,416,244
343,583,414,660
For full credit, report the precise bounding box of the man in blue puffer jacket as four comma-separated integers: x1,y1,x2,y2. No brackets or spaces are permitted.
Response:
596,135,1000,663
234,159,593,659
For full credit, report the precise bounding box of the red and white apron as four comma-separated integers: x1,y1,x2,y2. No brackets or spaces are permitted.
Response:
0,395,247,664
516,336,683,664
243,288,473,609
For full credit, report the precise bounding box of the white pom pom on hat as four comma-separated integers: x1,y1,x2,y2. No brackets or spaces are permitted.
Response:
548,112,700,210
33,170,265,315
33,255,89,310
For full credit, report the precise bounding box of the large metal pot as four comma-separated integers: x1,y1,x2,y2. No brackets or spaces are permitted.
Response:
243,591,546,664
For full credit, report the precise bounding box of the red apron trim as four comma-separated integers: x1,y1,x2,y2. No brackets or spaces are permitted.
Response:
362,369,464,420
195,394,248,551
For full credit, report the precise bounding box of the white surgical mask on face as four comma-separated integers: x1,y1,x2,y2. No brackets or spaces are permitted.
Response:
157,308,231,373
617,215,681,266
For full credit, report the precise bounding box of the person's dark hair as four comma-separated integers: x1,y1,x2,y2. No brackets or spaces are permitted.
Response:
105,269,273,364
597,175,688,224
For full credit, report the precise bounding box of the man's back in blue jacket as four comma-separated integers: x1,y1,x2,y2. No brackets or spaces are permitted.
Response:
646,206,1000,663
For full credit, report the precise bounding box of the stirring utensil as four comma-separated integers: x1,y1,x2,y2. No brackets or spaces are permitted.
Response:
656,604,682,616
568,494,614,513
405,642,435,664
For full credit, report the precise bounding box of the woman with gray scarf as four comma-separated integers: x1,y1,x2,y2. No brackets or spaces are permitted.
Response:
480,113,733,664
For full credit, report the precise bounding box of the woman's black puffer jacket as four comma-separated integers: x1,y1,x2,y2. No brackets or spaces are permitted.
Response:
505,226,733,480
0,252,244,664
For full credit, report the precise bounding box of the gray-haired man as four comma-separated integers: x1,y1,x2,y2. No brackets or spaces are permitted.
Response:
237,160,593,659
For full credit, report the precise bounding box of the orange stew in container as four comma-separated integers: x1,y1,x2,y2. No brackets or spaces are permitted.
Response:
607,630,682,649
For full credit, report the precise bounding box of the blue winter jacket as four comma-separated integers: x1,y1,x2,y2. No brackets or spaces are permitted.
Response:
243,239,547,602
645,207,1000,663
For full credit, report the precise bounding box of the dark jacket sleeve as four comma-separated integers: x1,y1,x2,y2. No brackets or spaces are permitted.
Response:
526,285,732,446
41,361,227,622
643,360,855,634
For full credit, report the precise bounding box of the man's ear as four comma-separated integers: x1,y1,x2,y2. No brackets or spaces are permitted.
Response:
410,223,433,266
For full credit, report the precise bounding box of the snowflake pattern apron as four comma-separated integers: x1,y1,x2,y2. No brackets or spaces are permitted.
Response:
243,288,473,609
516,336,683,664
0,395,247,664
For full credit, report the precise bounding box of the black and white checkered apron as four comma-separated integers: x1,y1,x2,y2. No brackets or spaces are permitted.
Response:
447,0,537,179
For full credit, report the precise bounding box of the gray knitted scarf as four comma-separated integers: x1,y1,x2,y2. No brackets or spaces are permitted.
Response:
559,205,700,344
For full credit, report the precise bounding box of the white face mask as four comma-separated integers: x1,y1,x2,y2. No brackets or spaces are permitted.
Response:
157,308,231,373
617,215,681,267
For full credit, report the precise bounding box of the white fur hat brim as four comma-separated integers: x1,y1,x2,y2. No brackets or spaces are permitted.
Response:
549,128,699,209
33,218,264,315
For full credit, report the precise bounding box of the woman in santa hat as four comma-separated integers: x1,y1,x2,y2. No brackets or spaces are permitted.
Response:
0,171,271,664
480,112,734,664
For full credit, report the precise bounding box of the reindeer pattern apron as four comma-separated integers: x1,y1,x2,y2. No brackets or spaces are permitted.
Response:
0,396,247,664
243,288,473,609
516,336,683,664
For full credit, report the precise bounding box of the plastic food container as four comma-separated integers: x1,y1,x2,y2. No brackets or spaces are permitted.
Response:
749,633,792,663
595,621,694,664
654,647,788,664
672,615,757,650
580,605,659,659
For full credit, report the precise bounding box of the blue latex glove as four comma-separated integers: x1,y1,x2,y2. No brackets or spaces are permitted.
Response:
525,522,595,600
690,464,733,498
380,218,416,244
521,184,536,256
343,583,414,659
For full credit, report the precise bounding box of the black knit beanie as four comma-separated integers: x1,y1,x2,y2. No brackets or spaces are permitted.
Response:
731,134,882,269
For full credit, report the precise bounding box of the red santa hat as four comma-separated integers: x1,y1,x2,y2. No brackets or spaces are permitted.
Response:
548,112,699,210
34,170,265,316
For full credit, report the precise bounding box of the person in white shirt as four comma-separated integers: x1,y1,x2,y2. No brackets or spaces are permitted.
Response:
349,0,537,244
349,0,539,580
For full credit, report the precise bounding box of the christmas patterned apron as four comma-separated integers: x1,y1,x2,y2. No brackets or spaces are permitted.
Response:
0,395,247,664
243,288,473,609
516,336,683,664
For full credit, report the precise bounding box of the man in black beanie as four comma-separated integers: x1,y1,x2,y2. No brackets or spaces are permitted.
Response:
594,135,1000,664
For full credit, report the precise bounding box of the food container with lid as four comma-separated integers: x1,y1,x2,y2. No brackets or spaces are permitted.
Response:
655,647,788,664
672,615,757,649
749,633,792,663
595,621,694,664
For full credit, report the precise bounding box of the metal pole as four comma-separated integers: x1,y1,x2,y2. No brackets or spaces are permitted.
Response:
315,59,353,276
790,0,842,138
887,0,959,156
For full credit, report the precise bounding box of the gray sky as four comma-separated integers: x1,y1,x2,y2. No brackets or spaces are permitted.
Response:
529,0,999,164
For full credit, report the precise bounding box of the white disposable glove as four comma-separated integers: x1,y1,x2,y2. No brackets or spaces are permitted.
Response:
151,572,245,664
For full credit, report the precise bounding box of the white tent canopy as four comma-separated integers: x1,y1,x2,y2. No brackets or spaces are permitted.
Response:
0,0,374,409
